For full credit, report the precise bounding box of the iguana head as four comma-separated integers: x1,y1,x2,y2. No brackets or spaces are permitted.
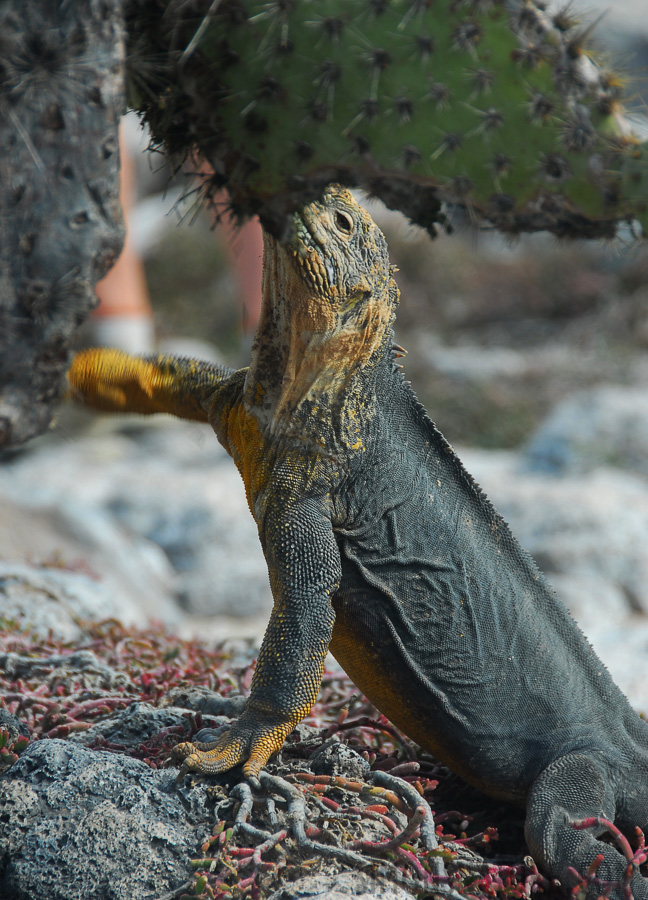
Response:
258,184,398,344
248,185,400,431
288,185,397,327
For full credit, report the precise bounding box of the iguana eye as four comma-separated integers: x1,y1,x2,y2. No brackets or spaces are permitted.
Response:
335,211,353,234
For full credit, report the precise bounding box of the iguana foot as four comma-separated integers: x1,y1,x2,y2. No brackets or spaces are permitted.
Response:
526,754,648,900
172,715,292,781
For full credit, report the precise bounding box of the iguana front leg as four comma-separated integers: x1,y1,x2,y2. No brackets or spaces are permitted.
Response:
175,500,341,780
68,349,341,780
67,348,237,421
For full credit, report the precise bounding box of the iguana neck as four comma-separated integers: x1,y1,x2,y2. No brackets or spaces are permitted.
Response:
244,232,392,440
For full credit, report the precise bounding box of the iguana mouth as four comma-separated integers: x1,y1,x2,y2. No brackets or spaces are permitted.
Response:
291,213,317,255
289,210,334,296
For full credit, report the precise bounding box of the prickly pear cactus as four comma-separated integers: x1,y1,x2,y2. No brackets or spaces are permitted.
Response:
0,0,125,449
126,0,647,238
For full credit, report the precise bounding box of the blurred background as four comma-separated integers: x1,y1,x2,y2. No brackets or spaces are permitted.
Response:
2,2,648,706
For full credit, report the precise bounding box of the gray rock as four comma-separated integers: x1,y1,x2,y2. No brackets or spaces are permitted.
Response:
0,740,212,900
523,386,648,476
285,722,327,748
0,490,179,629
191,724,231,743
462,448,648,611
547,574,630,637
0,709,28,742
0,422,271,618
417,334,527,380
164,685,247,718
310,740,371,780
67,702,194,748
0,562,161,641
267,871,415,900
0,648,126,687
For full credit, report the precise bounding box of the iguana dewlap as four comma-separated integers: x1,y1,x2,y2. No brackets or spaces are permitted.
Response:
67,186,648,898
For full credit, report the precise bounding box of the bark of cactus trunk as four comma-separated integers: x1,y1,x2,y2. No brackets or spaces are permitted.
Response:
0,0,125,449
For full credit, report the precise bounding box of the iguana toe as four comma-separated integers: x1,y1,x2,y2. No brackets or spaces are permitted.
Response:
170,740,198,762
173,718,290,780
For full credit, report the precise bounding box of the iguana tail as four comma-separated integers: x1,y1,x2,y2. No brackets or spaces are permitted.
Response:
67,348,234,422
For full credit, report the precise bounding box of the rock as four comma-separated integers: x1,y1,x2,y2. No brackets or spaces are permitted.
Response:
0,562,162,641
284,722,327,749
190,725,231,744
164,685,247,718
0,490,179,629
462,448,648,612
67,702,195,749
546,574,630,635
267,872,415,900
0,740,212,900
0,420,271,618
0,648,127,689
0,709,28,742
310,741,371,780
523,386,648,476
101,424,270,616
417,334,527,380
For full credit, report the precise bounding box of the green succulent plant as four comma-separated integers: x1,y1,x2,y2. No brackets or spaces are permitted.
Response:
126,0,647,238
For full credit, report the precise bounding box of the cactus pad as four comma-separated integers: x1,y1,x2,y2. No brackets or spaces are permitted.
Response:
126,0,647,238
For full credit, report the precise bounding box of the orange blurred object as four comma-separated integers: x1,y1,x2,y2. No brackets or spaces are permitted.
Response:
93,123,155,352
94,123,264,352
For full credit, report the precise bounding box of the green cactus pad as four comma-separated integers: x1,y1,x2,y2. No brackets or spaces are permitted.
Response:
126,0,647,238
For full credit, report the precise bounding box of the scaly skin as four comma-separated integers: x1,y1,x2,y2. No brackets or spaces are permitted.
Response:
67,186,648,898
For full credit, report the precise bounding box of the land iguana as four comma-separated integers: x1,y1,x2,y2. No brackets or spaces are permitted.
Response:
67,186,648,897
